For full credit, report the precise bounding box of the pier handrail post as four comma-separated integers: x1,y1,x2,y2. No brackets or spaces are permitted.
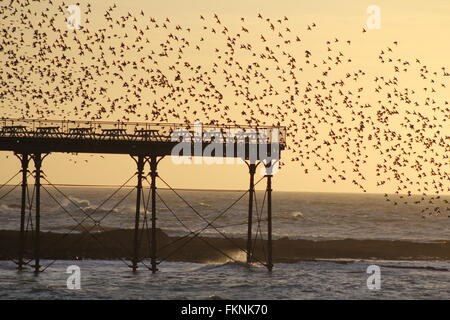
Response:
18,153,30,270
32,153,42,274
246,161,256,264
150,156,158,273
132,155,145,271
265,163,273,272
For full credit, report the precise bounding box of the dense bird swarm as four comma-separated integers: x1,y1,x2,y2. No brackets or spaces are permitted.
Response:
0,0,449,216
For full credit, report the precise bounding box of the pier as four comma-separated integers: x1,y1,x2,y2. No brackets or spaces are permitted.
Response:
0,118,285,273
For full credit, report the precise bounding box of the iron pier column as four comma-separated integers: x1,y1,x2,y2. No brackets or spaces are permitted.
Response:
132,156,145,271
18,153,29,270
266,167,273,272
32,153,42,274
246,162,256,264
150,156,158,273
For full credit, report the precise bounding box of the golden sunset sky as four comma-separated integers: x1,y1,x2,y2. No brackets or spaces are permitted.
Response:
1,0,449,194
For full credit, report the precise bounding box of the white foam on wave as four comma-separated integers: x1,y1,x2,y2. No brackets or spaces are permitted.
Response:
0,204,18,214
56,197,118,214
60,197,91,210
291,211,305,219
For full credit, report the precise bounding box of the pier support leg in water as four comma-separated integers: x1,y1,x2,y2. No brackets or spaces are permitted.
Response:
246,162,256,264
32,153,43,274
266,165,273,272
150,156,158,273
17,153,30,270
132,156,145,271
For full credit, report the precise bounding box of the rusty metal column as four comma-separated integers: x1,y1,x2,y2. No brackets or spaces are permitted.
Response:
246,162,256,264
150,156,158,273
132,156,145,271
266,167,273,272
18,154,29,270
32,153,42,274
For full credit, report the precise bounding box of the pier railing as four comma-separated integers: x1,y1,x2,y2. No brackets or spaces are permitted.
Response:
0,118,286,146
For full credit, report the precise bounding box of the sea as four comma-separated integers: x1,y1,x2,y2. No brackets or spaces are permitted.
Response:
0,187,450,299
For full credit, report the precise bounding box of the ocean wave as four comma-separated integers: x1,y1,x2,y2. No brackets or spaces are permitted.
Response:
198,202,210,207
379,264,448,272
56,197,118,215
0,204,18,215
290,211,305,219
196,261,254,271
